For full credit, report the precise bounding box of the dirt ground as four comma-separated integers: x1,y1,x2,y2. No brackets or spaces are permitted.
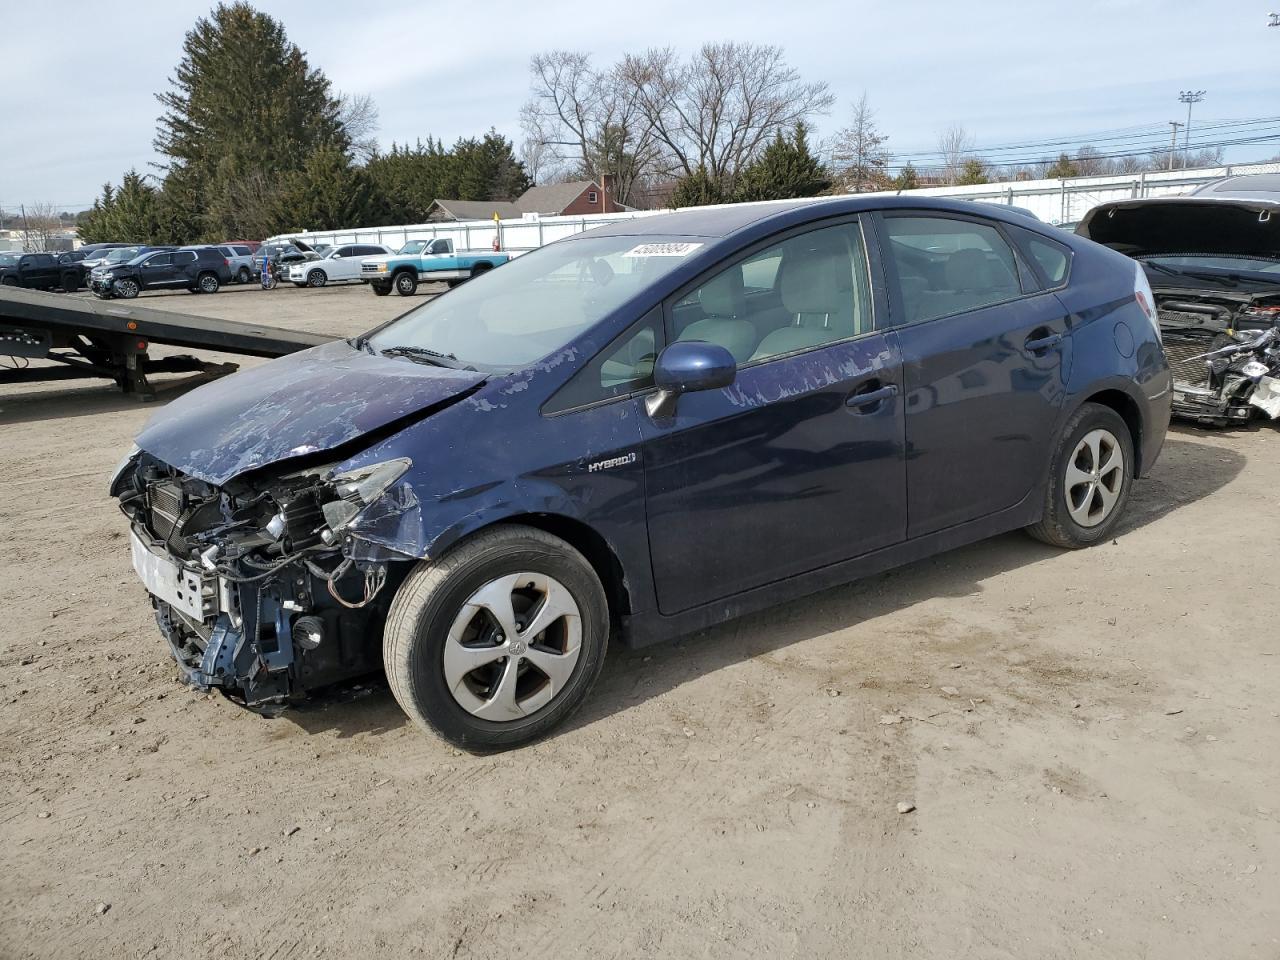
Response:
1,284,1277,960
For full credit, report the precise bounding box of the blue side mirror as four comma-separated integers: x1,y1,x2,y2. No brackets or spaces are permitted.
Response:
646,341,736,418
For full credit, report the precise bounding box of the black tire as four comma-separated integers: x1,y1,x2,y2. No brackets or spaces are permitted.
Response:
306,269,327,288
1,276,17,286
1027,402,1135,549
384,525,610,751
197,272,220,294
393,271,417,296
237,266,251,284
59,272,80,293
470,263,492,280
292,282,307,288
115,278,140,299
372,283,391,296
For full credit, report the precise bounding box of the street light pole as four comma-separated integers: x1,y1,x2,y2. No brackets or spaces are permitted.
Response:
1178,90,1205,168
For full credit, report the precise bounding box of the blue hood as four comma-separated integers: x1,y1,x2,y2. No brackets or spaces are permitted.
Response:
136,339,487,485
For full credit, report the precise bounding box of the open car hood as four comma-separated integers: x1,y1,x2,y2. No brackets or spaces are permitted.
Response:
136,339,486,486
1077,197,1280,258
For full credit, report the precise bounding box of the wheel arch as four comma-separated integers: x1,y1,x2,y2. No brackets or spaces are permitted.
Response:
1073,387,1145,474
427,512,632,627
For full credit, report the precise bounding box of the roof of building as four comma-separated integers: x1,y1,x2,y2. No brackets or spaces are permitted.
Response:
430,199,523,221
515,180,596,214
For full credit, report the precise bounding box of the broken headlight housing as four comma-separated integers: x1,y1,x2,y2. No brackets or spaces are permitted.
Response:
318,457,412,533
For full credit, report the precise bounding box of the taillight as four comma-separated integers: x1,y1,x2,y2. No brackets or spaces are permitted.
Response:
1133,262,1161,344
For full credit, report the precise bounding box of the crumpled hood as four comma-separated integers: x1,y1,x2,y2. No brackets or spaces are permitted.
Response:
136,339,487,485
1078,198,1280,258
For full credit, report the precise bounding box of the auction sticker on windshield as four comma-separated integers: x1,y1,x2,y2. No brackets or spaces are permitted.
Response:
622,242,704,258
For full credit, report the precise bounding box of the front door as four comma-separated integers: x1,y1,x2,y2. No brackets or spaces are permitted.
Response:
139,253,175,288
641,219,907,615
878,213,1070,538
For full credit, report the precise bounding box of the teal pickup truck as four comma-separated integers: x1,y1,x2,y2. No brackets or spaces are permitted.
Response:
361,238,512,296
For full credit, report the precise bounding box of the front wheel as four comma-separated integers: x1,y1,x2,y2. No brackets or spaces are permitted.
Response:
60,272,80,293
115,278,140,299
394,271,417,296
307,269,327,288
383,526,610,751
1027,403,1134,548
371,283,391,296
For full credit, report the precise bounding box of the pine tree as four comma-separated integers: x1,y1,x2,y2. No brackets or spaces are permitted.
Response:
670,166,729,208
894,164,920,190
77,171,163,243
153,2,349,238
732,122,830,202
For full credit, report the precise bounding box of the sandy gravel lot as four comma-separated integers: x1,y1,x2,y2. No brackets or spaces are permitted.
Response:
1,284,1277,959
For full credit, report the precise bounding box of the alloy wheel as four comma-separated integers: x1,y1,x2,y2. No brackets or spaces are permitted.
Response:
1064,428,1125,528
443,572,582,721
117,279,139,299
200,275,219,293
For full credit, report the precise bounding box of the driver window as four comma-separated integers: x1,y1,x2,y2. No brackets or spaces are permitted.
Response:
672,221,873,365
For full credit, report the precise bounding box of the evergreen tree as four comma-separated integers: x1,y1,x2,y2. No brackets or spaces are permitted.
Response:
894,164,920,190
670,166,729,208
277,145,382,232
1045,153,1080,179
732,122,829,202
956,158,990,185
153,2,349,238
77,171,163,243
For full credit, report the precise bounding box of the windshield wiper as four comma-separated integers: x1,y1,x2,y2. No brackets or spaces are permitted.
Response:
379,345,471,369
1141,260,1237,288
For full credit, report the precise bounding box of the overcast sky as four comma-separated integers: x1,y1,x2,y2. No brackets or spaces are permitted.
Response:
3,0,1277,211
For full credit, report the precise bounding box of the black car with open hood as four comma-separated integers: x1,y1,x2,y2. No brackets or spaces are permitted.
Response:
1078,186,1280,426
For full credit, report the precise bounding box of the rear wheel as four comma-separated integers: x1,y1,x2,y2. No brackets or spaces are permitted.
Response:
197,272,220,294
394,271,417,296
236,266,251,284
115,278,140,299
384,525,609,751
1027,402,1134,548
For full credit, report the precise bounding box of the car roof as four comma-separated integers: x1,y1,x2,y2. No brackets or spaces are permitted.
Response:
581,195,1055,240
1189,173,1280,201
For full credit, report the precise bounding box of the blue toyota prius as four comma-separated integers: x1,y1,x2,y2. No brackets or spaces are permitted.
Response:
112,196,1172,749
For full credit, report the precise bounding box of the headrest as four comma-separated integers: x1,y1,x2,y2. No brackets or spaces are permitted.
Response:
699,268,745,317
781,244,849,316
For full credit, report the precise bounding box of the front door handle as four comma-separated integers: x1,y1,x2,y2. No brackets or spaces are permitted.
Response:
1025,332,1063,354
845,382,899,412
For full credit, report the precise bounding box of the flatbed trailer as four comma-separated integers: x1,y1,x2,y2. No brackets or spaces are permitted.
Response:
0,287,334,400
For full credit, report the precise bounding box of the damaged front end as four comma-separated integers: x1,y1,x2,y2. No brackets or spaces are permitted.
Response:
111,451,415,711
1159,297,1280,426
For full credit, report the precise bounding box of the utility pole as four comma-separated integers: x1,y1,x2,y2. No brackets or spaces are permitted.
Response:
1167,122,1183,170
1178,90,1205,168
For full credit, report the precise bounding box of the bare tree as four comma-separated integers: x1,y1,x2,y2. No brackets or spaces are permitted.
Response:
937,123,975,185
518,136,553,185
623,43,835,194
337,92,380,164
521,51,661,205
833,92,890,192
20,202,63,251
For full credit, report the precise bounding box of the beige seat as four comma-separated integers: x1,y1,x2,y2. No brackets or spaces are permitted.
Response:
677,268,757,363
750,242,857,361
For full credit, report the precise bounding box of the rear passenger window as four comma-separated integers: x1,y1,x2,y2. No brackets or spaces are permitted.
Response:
175,251,197,264
884,216,1024,325
671,221,874,365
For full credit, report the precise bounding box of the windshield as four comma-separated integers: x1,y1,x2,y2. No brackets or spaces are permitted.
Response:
104,247,142,263
398,240,429,255
0,253,17,266
1142,254,1280,283
367,235,702,371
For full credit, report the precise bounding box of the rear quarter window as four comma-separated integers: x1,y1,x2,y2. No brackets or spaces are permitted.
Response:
1008,224,1072,288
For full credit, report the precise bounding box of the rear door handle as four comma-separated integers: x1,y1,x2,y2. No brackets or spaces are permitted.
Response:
845,382,899,411
1025,332,1063,353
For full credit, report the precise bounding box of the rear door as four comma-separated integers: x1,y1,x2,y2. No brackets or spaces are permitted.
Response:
640,217,907,614
877,213,1071,537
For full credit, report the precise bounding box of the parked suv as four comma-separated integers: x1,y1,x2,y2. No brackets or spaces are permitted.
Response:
288,243,393,287
91,246,232,299
215,244,260,284
0,252,80,292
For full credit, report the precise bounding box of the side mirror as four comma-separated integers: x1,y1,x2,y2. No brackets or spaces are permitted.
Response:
646,341,736,418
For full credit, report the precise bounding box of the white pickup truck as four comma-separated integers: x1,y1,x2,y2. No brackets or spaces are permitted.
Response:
360,238,512,296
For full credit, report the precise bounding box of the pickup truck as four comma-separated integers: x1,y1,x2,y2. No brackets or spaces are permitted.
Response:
361,238,511,296
0,252,82,293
